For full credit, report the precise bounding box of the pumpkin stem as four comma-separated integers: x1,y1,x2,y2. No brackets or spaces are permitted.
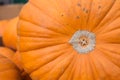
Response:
69,30,96,54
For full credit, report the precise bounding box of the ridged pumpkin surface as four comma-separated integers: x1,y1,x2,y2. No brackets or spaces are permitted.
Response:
12,52,32,80
12,52,23,71
3,17,18,50
0,55,22,80
0,20,8,37
18,0,120,80
0,47,14,60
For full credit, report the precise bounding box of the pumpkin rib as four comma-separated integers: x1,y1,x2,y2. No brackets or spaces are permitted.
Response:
3,17,18,50
97,48,120,68
19,20,69,37
22,44,72,73
69,0,92,30
19,41,68,52
94,0,119,32
28,1,65,27
90,50,109,79
20,42,69,53
95,17,120,35
19,17,72,37
92,50,120,79
97,31,120,44
19,18,70,36
86,0,93,28
67,55,82,80
97,44,120,55
30,48,75,79
29,48,73,75
78,55,89,80
52,0,86,30
20,36,68,42
82,55,95,79
40,51,75,80
19,31,65,38
99,52,120,78
91,0,116,32
22,2,77,33
86,55,98,80
67,55,80,79
89,54,100,80
59,55,78,80
29,1,80,32
101,26,120,35
0,47,15,61
98,48,119,67
0,55,22,80
72,0,93,30
86,0,116,33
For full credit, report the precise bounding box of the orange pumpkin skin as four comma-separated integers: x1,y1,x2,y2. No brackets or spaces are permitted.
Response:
12,52,23,71
0,55,22,80
12,52,32,80
3,17,18,50
0,47,14,60
0,20,8,37
18,0,120,80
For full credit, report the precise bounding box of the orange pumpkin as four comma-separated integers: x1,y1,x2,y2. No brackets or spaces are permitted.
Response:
3,17,18,50
0,55,22,80
0,20,8,37
18,0,120,80
12,52,23,71
0,47,14,60
12,52,32,80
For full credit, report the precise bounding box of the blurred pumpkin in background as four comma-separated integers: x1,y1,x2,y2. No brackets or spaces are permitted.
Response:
0,20,8,46
12,51,23,71
18,0,120,80
0,20,8,37
0,47,14,60
0,55,22,80
12,52,32,80
3,17,18,50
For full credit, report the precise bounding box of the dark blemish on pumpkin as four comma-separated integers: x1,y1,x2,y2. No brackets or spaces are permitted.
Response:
66,24,69,26
76,16,80,19
77,3,81,7
83,8,85,11
61,14,64,17
86,10,88,13
98,5,101,9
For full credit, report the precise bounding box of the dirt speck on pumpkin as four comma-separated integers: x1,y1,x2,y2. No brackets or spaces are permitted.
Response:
76,16,80,19
77,3,81,7
98,5,101,9
86,10,88,13
83,8,85,11
61,14,64,17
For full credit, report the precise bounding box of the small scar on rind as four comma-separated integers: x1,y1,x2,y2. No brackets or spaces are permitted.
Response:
61,14,64,16
76,16,80,19
98,6,101,9
83,8,85,11
86,10,88,13
66,24,69,25
77,3,81,7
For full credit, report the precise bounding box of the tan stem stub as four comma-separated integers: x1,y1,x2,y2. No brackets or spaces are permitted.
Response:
69,30,96,54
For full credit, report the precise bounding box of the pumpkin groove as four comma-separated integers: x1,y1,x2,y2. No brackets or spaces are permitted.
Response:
0,55,22,80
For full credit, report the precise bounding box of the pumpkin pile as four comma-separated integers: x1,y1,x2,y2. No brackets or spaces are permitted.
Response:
0,0,120,80
0,17,32,80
